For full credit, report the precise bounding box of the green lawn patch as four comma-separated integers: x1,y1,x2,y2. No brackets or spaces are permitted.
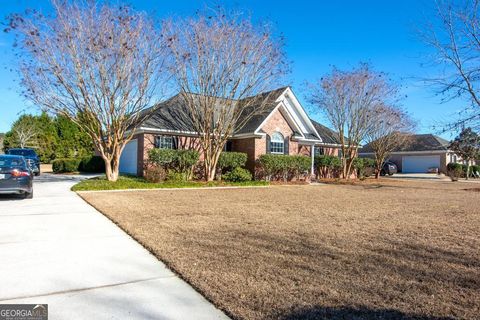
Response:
72,175,269,191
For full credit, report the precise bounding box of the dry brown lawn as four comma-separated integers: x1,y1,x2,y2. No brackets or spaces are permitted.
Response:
80,179,480,320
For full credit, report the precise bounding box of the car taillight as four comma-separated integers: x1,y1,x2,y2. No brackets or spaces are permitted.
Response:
11,169,30,177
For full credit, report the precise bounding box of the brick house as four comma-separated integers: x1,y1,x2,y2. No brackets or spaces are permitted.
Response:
359,134,475,173
119,87,342,177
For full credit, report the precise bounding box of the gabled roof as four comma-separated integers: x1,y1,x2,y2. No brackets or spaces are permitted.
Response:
360,134,450,153
139,87,340,144
233,87,288,135
141,94,195,132
141,88,287,135
310,119,342,145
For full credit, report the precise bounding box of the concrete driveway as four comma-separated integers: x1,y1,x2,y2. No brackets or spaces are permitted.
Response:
387,173,450,180
0,174,228,319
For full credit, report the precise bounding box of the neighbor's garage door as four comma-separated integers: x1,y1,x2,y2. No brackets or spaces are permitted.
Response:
402,155,440,173
119,139,138,175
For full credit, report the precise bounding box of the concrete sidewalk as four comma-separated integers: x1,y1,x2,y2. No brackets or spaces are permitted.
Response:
0,174,228,319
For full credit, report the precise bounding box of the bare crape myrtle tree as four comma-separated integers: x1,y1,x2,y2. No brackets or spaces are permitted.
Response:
163,9,288,181
366,105,415,178
7,0,168,181
308,64,401,179
421,0,480,131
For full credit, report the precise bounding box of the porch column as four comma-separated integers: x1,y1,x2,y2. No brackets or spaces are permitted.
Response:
311,144,315,177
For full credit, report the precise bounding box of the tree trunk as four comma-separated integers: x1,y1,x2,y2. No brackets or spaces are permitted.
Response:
204,156,218,182
103,157,120,182
345,157,355,180
374,158,383,179
466,162,470,180
203,146,223,182
206,165,214,181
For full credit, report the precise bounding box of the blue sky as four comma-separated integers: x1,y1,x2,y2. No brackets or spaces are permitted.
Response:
0,0,462,138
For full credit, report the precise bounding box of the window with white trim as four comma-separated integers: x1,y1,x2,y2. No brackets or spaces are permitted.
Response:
155,135,174,149
314,147,325,156
270,132,284,154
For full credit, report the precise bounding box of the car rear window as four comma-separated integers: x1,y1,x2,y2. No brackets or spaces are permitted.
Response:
0,157,26,167
8,149,36,157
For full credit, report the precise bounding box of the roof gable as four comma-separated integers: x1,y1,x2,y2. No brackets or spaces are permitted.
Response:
139,87,336,143
310,119,342,145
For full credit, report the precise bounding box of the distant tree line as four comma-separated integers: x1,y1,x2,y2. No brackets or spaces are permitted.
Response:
3,113,94,163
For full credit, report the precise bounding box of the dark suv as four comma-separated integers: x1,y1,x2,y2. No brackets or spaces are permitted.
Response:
7,148,40,176
381,161,398,176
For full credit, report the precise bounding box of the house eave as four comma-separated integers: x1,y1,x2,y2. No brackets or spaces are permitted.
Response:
359,150,450,156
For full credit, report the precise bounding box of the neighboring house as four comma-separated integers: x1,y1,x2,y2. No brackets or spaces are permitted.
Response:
359,133,470,173
119,87,342,176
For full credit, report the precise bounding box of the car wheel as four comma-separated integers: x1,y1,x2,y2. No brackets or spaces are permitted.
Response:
380,170,386,176
35,172,40,176
388,172,394,176
24,191,33,199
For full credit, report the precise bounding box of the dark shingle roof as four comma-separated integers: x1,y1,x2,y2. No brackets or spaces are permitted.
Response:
360,134,450,153
310,119,342,145
142,87,288,135
234,87,288,134
141,87,338,143
142,94,195,132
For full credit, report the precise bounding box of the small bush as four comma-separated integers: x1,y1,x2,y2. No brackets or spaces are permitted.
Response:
79,155,105,173
148,149,176,167
353,157,375,178
217,152,248,172
258,154,310,181
314,155,342,178
52,158,81,173
447,163,463,181
148,148,199,179
52,159,64,173
144,165,167,183
289,155,311,179
223,167,252,182
166,171,188,182
175,150,200,176
470,165,480,175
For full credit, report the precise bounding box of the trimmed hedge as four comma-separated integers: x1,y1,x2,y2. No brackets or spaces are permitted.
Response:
79,155,105,173
222,167,252,182
447,163,463,181
217,152,248,171
52,158,82,173
353,157,375,178
470,165,480,174
314,155,342,178
258,154,310,181
148,149,176,166
148,148,200,179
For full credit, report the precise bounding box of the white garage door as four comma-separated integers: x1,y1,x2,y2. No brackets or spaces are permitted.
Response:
119,139,138,175
402,155,440,173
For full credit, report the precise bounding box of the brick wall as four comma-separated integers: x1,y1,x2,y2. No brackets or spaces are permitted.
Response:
136,109,342,177
231,138,257,172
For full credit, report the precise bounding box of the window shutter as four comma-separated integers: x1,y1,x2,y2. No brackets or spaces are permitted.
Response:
284,136,289,155
154,136,160,148
266,135,271,154
173,136,178,149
